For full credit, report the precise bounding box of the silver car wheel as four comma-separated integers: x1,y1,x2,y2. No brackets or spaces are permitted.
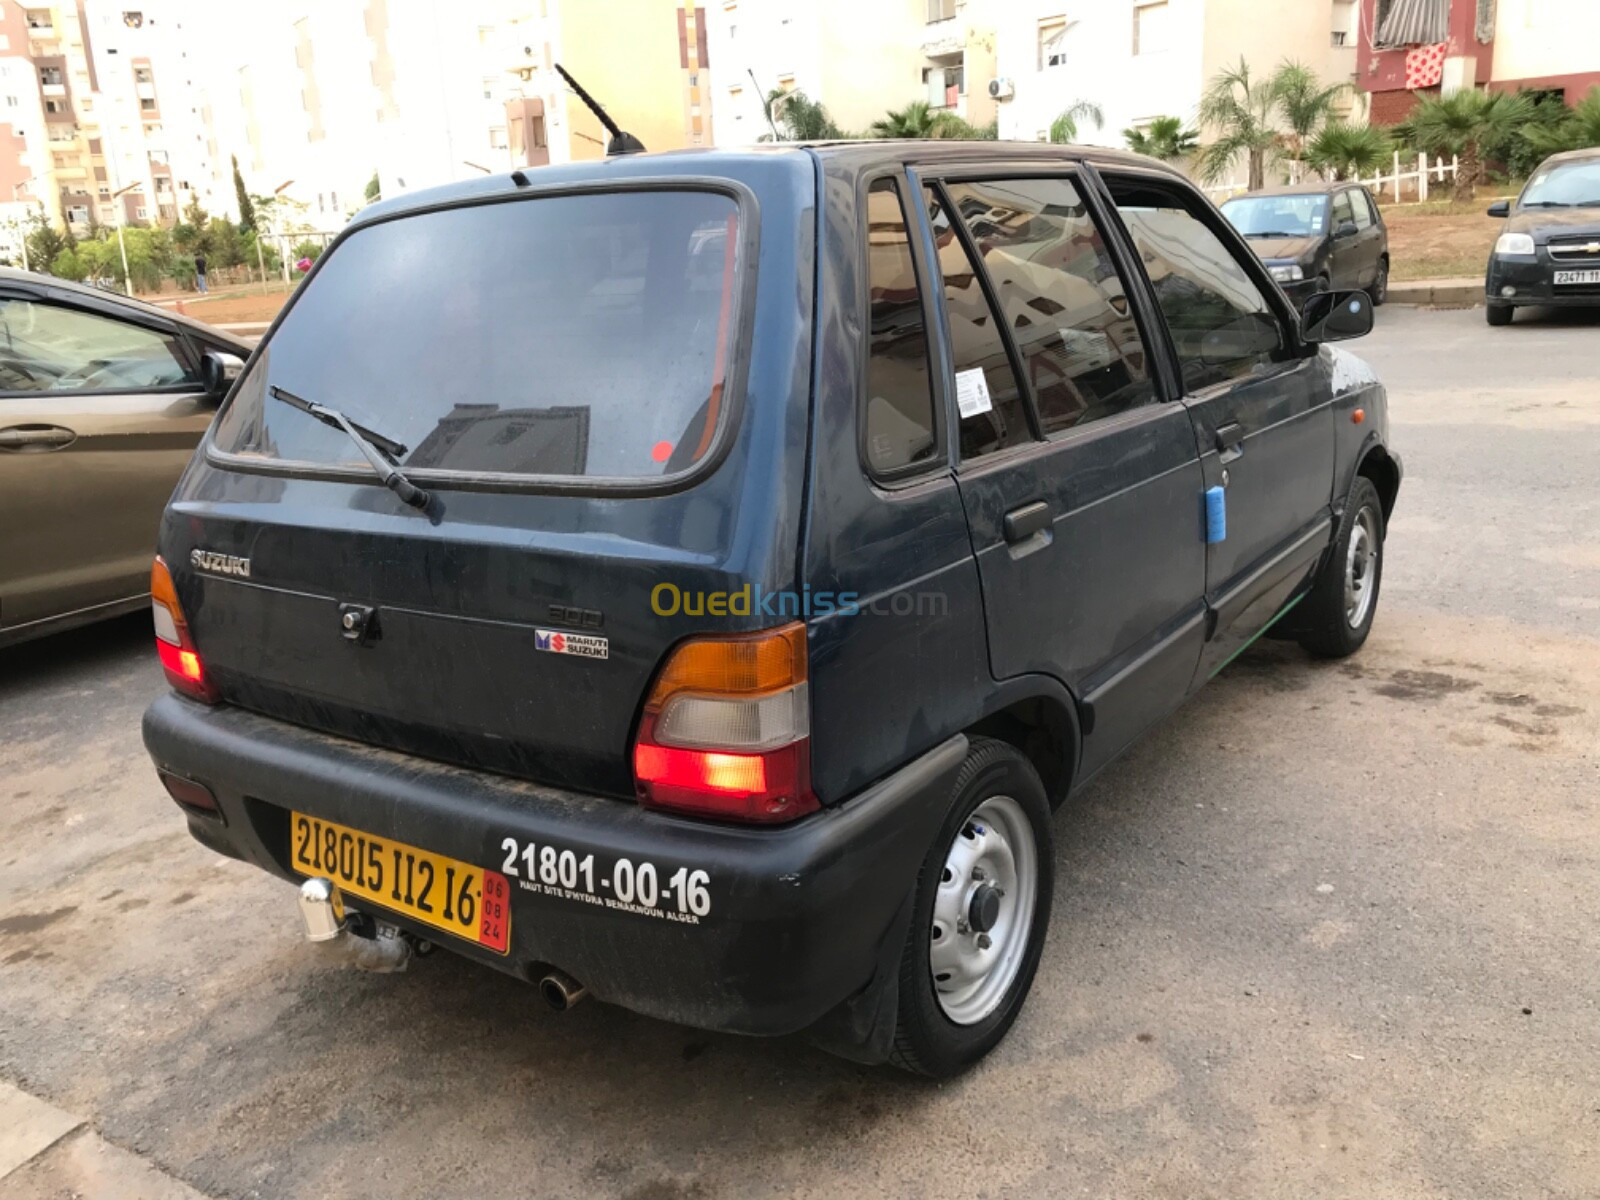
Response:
1345,505,1379,629
929,795,1038,1026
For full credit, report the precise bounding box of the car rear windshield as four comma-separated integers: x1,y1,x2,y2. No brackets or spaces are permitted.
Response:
213,188,742,482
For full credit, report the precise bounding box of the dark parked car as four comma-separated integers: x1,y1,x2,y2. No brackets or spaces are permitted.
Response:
1485,147,1600,326
141,143,1400,1077
0,269,249,647
1222,181,1390,307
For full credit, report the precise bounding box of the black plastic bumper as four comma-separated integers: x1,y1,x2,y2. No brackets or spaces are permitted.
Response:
142,694,966,1051
1486,257,1600,308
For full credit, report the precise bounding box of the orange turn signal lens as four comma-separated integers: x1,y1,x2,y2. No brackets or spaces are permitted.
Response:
645,622,806,705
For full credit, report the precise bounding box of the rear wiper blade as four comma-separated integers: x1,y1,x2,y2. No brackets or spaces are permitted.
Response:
268,386,430,510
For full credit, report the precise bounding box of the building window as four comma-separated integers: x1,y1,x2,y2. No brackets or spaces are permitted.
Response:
67,204,89,224
45,98,64,113
489,126,507,149
926,0,956,22
689,72,698,86
482,76,496,100
1333,0,1356,45
1038,17,1068,69
777,74,794,92
133,66,152,83
40,66,63,86
330,190,338,210
923,63,965,108
140,97,156,111
1133,1,1170,56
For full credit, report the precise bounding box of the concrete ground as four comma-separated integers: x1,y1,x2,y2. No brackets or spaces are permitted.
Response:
1,307,1596,1199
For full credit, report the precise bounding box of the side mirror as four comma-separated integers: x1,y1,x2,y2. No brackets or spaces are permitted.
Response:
1334,220,1359,240
201,349,245,399
1486,200,1511,218
1301,289,1373,344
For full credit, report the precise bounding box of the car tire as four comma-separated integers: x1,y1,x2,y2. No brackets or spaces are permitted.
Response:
888,737,1054,1079
1371,257,1389,306
1297,476,1385,660
1486,302,1513,326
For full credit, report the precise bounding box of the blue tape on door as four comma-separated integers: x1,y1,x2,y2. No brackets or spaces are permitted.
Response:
1205,486,1227,544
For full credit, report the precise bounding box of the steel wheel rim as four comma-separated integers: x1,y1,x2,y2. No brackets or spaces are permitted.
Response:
929,795,1038,1026
1345,506,1379,628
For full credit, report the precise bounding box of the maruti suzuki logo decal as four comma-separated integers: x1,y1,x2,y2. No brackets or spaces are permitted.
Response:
190,549,251,578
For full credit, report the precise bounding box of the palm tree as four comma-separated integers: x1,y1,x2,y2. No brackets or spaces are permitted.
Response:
1196,59,1284,189
1048,100,1105,144
1307,122,1392,181
1274,61,1348,166
1408,89,1533,201
1524,86,1600,158
764,89,844,141
868,101,981,140
1123,116,1199,162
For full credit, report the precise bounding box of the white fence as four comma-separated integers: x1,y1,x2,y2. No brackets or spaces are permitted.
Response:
1205,153,1461,205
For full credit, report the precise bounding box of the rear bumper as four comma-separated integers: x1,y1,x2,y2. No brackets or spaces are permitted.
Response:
142,694,965,1051
1486,257,1600,307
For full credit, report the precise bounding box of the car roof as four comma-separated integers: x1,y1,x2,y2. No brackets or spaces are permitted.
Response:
1535,147,1600,168
0,266,250,349
354,141,1188,228
1224,181,1361,199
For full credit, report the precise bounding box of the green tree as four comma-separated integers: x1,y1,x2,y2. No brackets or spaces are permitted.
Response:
1049,100,1105,144
1307,122,1392,180
1196,59,1285,189
1408,88,1533,200
1274,61,1347,165
764,88,846,140
25,217,67,273
364,170,381,203
77,238,118,283
869,101,943,138
1124,116,1199,161
1522,86,1600,159
206,216,247,268
233,156,256,231
50,247,86,281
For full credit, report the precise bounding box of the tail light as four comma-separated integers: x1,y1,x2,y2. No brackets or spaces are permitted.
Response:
632,622,818,824
151,556,219,703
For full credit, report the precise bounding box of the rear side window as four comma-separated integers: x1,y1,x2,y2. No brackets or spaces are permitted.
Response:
213,189,741,481
941,178,1155,435
863,177,938,475
925,188,1030,460
1331,190,1355,230
1108,177,1290,393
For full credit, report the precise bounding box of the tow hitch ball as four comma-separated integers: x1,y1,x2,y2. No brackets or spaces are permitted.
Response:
297,877,419,973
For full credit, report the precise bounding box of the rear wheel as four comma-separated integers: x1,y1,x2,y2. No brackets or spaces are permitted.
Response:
889,738,1053,1078
1297,476,1385,659
1371,257,1389,306
1486,302,1513,326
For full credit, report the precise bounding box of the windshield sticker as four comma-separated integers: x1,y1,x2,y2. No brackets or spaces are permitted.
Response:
535,629,609,659
955,368,993,419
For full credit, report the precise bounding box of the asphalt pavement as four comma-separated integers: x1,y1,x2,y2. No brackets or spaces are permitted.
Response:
1,306,1596,1199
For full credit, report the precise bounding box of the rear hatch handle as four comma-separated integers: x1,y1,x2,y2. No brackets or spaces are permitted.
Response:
269,386,431,510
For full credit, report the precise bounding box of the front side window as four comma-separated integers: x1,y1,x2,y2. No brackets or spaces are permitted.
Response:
1110,177,1289,393
0,299,195,393
213,189,743,481
941,178,1155,435
925,188,1029,460
863,177,937,475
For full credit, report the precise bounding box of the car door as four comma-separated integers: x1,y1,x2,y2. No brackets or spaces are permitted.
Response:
1100,170,1334,683
1327,189,1364,289
913,166,1207,778
0,291,211,632
1351,188,1385,290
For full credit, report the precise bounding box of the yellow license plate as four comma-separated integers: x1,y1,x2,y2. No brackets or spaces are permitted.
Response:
290,812,511,954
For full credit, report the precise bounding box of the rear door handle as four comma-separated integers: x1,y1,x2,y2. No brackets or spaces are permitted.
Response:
0,424,77,451
1214,422,1244,464
1003,500,1053,544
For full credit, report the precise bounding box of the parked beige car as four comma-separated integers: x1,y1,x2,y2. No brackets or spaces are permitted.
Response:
0,269,249,647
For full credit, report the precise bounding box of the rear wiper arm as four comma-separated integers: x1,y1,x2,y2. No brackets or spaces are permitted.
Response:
269,386,430,510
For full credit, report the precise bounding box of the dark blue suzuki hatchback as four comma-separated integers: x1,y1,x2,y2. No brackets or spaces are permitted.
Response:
143,142,1400,1077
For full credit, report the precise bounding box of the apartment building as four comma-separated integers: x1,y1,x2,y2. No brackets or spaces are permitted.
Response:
994,0,1360,148
705,0,995,143
1359,0,1600,124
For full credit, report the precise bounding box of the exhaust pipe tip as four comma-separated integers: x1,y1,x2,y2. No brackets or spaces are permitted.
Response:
539,970,587,1012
